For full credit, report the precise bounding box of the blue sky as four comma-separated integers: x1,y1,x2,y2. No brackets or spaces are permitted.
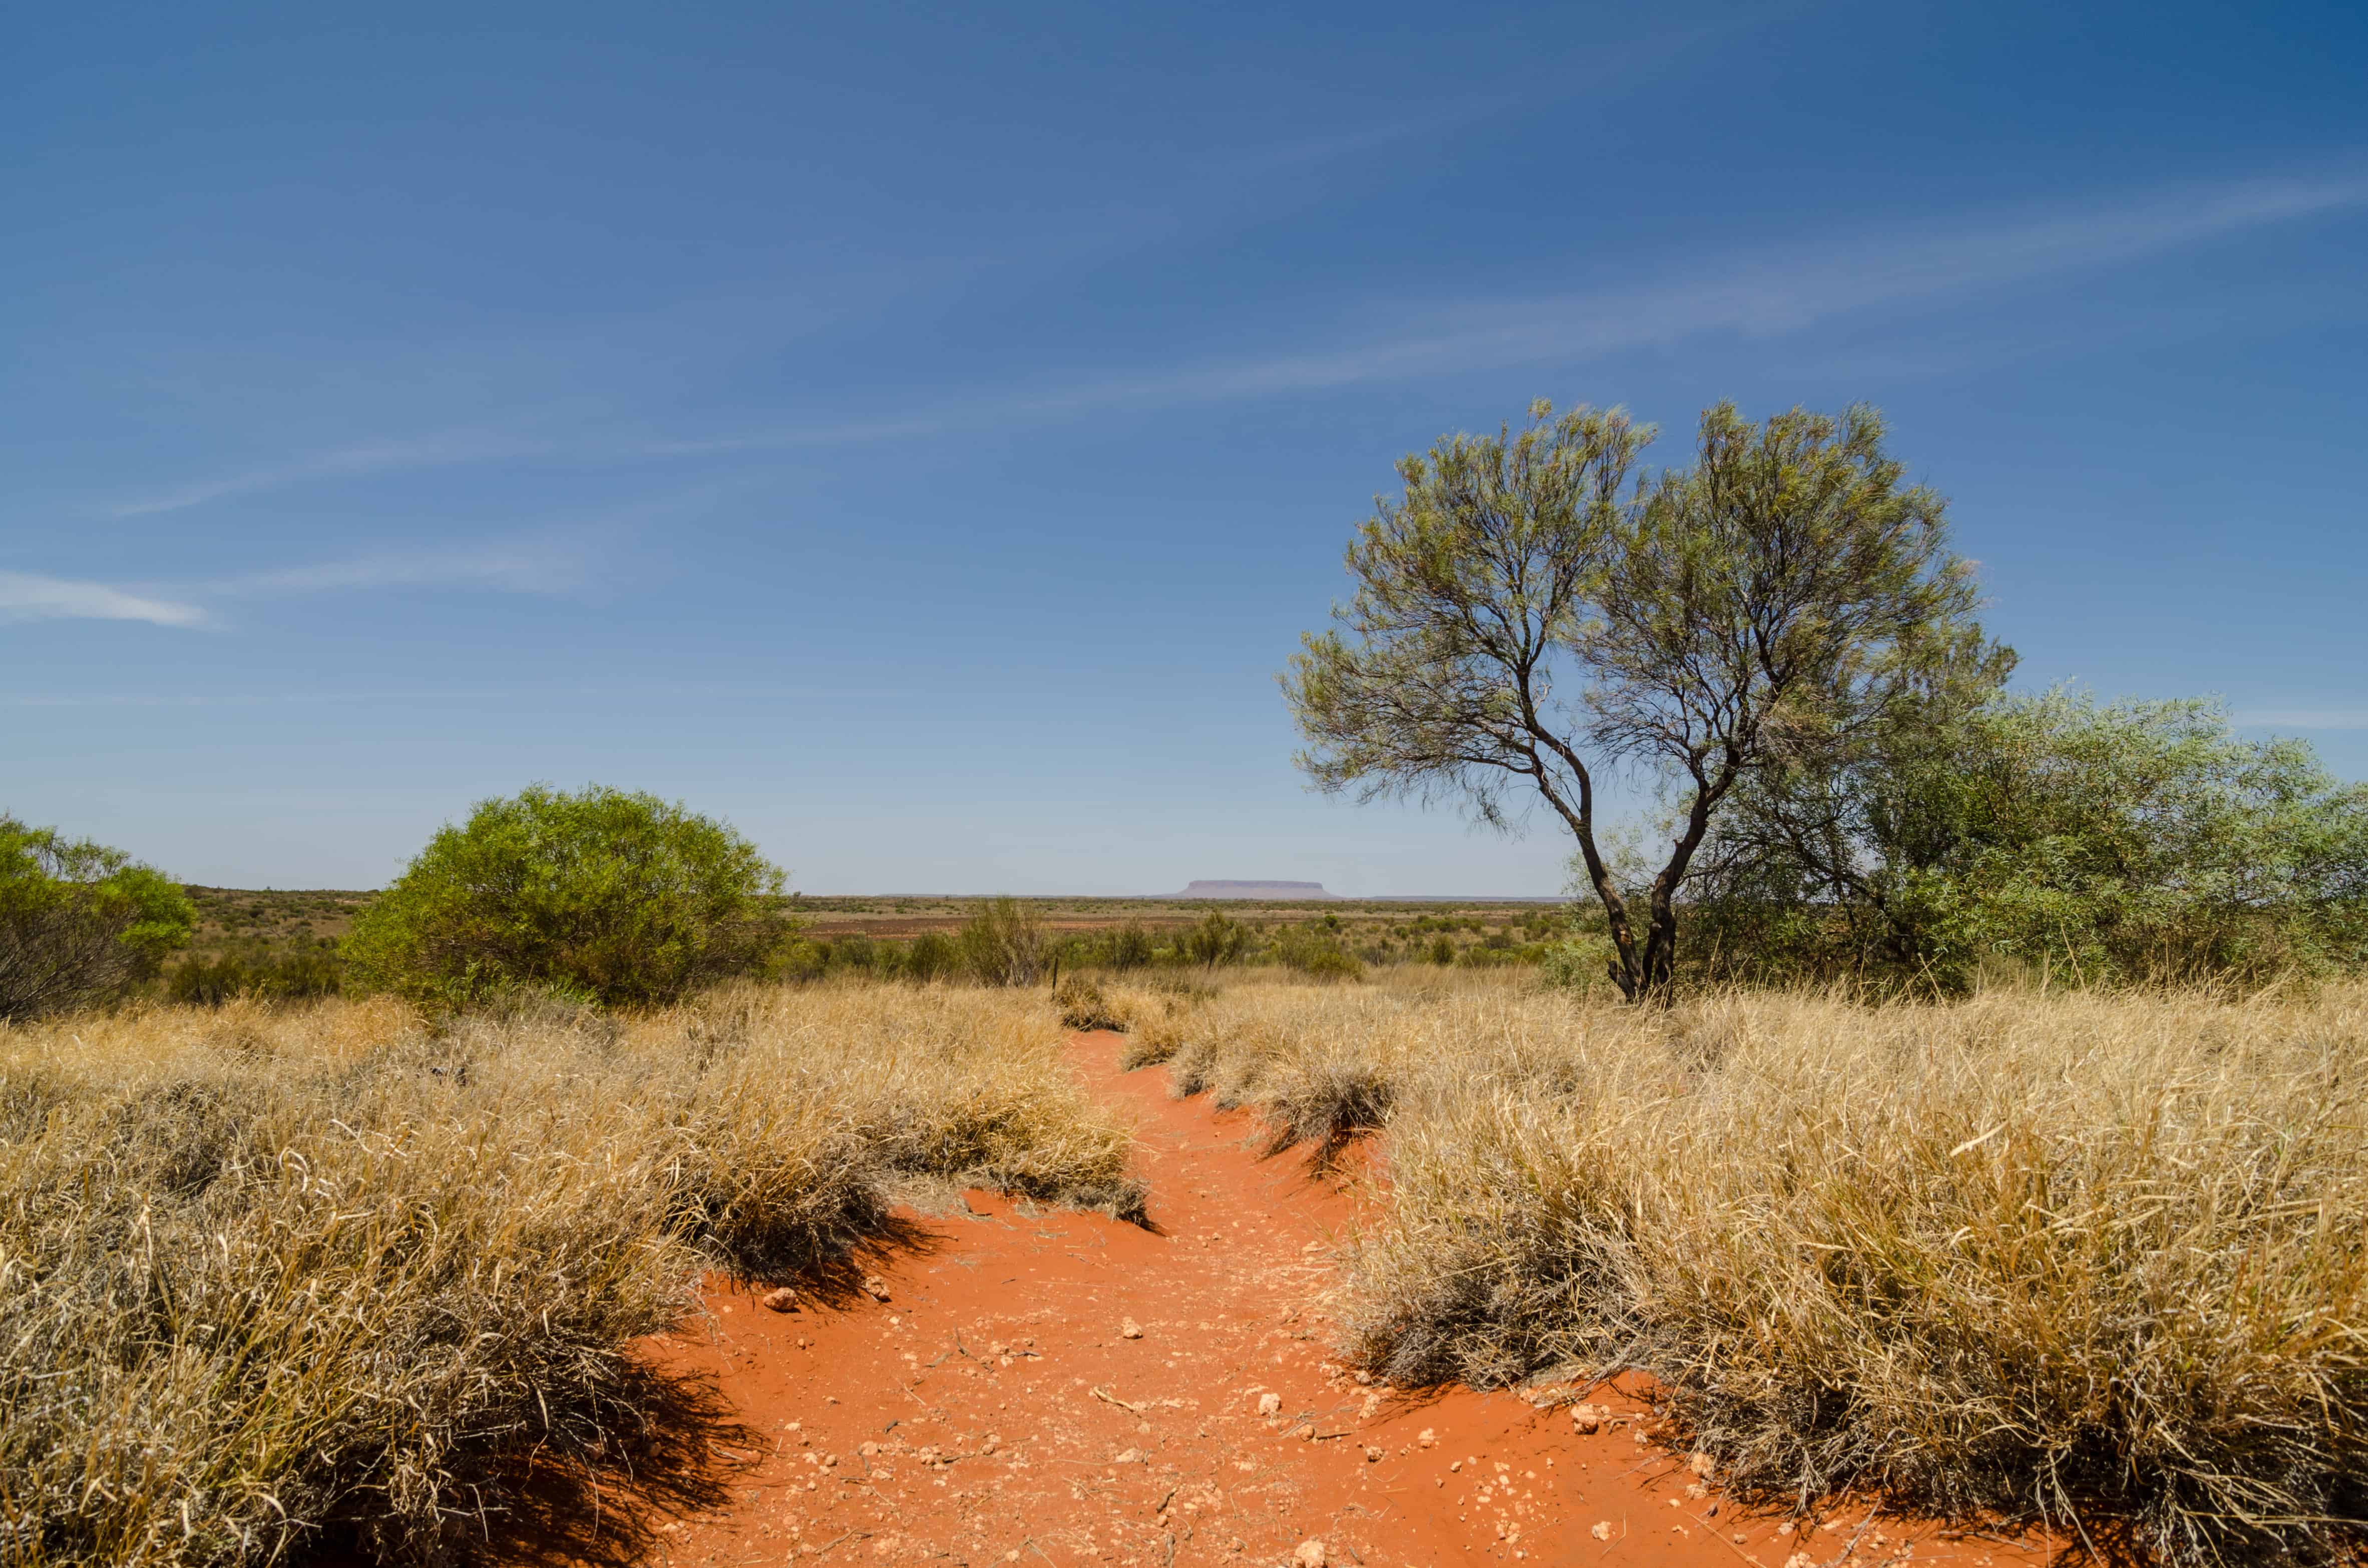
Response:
7,0,2365,895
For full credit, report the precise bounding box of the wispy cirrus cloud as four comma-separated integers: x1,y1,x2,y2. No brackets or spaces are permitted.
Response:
8,527,615,630
1057,171,2368,407
88,168,2368,491
202,532,602,599
107,431,550,520
0,571,210,628
658,169,2368,454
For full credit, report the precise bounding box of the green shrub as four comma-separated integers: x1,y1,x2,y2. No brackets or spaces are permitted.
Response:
1538,935,1617,993
955,897,1042,985
1273,924,1365,980
1701,689,2368,990
0,817,193,1021
342,785,790,1008
167,945,343,1006
1295,946,1365,981
904,930,960,981
765,938,829,984
1102,920,1155,970
1178,910,1248,971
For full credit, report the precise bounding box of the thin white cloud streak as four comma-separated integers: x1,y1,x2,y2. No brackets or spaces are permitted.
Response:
108,431,550,519
6,530,610,631
1056,173,2368,407
203,535,599,599
0,572,210,628
2237,709,2368,730
90,169,2368,486
684,169,2368,453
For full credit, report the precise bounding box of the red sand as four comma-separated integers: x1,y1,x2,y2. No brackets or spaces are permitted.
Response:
623,1033,2055,1568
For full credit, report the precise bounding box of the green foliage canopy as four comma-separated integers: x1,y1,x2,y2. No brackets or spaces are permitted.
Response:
343,785,790,1007
954,897,1044,986
1698,688,2368,987
1180,909,1249,971
1285,398,2001,999
0,817,194,1020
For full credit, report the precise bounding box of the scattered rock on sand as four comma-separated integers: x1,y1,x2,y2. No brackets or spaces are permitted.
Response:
1364,1445,1384,1463
760,1286,800,1313
1418,1427,1436,1447
1257,1392,1283,1416
861,1275,891,1301
1571,1403,1601,1433
1593,1522,1615,1541
1120,1318,1143,1339
1292,1540,1327,1568
1689,1449,1716,1475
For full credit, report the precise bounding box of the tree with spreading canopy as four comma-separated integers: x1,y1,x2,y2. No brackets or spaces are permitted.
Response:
1282,399,2004,1000
0,817,194,1020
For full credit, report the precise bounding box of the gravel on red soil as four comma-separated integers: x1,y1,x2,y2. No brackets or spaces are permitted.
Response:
622,1032,2056,1568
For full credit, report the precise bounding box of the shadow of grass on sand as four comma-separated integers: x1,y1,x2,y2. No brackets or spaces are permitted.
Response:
292,1219,956,1568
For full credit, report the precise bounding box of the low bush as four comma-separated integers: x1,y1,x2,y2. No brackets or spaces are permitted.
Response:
1177,910,1248,971
0,985,1139,1565
342,785,791,1008
1271,924,1365,981
955,897,1043,986
904,930,962,981
1103,919,1156,969
166,944,344,1005
0,818,193,1020
1535,934,1621,992
1053,972,1124,1031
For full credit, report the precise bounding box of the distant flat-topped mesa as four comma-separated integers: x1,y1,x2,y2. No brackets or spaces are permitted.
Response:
1167,880,1338,900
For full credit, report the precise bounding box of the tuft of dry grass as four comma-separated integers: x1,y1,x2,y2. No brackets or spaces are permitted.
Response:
0,983,1137,1566
1051,972,1125,1034
1139,973,2368,1565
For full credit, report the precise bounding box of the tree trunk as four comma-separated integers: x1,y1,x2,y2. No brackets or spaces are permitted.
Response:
1637,897,1679,1001
1583,871,1647,1001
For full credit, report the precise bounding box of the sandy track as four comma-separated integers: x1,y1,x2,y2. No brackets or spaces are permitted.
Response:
627,1031,2050,1568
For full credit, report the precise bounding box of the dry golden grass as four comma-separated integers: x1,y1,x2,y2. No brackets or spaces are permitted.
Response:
0,983,1137,1566
1123,971,2368,1564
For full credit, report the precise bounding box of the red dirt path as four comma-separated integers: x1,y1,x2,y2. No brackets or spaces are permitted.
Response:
629,1032,2054,1568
